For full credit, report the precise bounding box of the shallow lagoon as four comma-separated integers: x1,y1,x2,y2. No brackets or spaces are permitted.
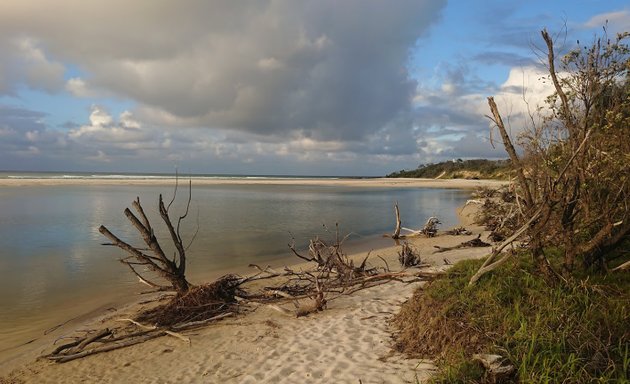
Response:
0,182,469,353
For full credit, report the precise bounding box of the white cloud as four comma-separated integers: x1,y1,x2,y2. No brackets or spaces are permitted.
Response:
584,10,630,32
88,106,114,127
69,106,145,144
65,77,100,98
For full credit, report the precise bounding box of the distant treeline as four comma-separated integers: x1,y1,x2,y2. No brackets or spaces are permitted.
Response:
386,159,511,179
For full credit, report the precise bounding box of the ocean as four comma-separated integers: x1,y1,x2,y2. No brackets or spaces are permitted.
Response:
0,172,470,357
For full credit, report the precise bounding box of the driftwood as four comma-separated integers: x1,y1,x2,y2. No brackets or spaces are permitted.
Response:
445,226,472,236
137,275,243,327
47,331,165,363
398,242,420,267
43,274,243,363
472,353,515,380
612,259,630,272
392,202,402,239
386,204,442,239
433,234,491,253
43,308,235,363
46,218,445,362
420,217,441,237
469,206,545,286
99,180,193,293
288,228,378,287
253,229,444,317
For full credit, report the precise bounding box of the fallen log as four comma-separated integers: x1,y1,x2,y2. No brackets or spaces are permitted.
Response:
48,331,165,363
433,234,490,253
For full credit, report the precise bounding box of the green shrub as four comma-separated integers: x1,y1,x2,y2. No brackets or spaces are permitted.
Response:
394,255,630,383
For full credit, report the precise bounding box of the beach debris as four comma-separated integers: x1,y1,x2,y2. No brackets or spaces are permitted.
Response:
433,234,491,253
43,312,235,363
445,226,473,236
45,178,248,363
389,215,443,239
44,330,164,363
488,230,505,243
398,242,420,268
295,275,327,317
420,217,441,237
287,226,380,286
472,353,515,381
392,201,402,239
136,274,244,327
612,259,630,271
42,274,243,363
247,227,439,317
98,178,194,294
44,217,445,361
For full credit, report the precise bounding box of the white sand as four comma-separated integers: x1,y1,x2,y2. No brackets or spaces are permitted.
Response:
0,183,494,383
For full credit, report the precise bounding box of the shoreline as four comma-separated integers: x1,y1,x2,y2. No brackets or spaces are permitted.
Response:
0,183,494,383
0,176,507,189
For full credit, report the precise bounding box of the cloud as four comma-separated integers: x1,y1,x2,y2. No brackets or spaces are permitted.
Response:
583,10,630,32
65,77,100,98
1,1,610,175
473,51,536,67
0,105,68,169
0,0,447,142
0,38,65,94
68,106,160,151
405,64,554,164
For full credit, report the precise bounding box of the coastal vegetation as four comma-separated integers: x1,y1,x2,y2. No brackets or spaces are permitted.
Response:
394,256,630,382
395,27,630,382
386,159,510,180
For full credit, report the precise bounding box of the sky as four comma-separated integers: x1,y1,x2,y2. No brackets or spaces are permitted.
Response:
0,1,628,176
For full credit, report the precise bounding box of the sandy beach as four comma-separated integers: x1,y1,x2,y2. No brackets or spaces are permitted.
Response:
0,176,506,190
0,179,499,383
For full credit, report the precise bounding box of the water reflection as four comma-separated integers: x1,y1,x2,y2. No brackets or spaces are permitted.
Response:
0,184,469,349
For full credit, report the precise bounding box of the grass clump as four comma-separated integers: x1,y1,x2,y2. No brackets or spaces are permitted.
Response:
393,256,630,383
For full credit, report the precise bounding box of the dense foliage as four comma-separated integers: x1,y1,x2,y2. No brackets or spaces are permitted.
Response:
386,159,510,179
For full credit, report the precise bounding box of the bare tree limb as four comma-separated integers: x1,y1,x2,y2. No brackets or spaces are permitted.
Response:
487,96,533,207
392,202,402,239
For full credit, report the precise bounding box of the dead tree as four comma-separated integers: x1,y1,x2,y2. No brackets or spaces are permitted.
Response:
288,228,377,286
99,180,193,294
392,202,402,239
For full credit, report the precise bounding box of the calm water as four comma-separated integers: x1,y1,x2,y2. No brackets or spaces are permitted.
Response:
0,181,469,353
